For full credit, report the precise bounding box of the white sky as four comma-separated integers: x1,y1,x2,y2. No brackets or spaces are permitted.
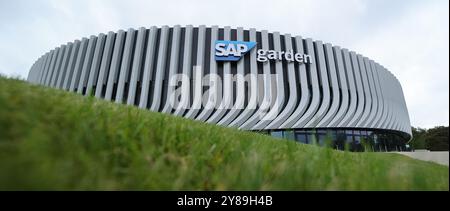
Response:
0,0,448,128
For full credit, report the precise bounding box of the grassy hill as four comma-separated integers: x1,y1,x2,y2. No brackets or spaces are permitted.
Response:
0,77,448,190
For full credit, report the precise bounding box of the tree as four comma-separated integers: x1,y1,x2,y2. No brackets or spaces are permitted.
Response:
425,126,449,151
410,127,427,149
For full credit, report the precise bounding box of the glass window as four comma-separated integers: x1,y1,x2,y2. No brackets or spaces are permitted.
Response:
284,130,295,141
295,134,307,144
354,135,361,144
330,130,337,140
336,130,345,140
346,134,353,141
317,129,327,134
295,131,306,136
307,134,315,144
318,134,327,146
296,129,306,133
335,130,346,150
271,131,283,139
354,135,363,152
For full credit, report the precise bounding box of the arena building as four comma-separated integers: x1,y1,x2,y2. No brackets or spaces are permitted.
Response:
27,25,412,151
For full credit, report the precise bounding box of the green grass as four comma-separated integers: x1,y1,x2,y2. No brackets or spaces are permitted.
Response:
0,77,448,190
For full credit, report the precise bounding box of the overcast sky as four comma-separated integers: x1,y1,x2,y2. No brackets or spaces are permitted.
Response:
0,0,448,128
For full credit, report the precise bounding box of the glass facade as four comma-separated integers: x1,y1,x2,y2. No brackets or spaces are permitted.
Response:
263,128,411,152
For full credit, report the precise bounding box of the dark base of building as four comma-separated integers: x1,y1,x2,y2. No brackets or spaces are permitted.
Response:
258,128,412,152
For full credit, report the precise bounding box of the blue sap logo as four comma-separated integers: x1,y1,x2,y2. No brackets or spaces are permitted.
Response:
215,40,257,61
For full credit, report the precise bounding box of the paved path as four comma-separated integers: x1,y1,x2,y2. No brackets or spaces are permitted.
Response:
394,151,449,166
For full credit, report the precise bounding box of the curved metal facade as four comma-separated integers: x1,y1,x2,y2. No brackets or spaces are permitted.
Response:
26,25,412,139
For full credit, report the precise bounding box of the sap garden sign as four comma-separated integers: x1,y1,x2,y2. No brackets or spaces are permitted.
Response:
215,40,257,61
215,40,313,64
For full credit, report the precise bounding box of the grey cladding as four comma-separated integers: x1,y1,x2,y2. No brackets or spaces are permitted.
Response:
27,26,412,138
